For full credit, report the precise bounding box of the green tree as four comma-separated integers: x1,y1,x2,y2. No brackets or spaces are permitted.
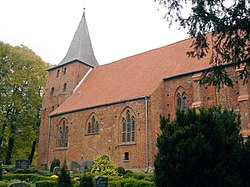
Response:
156,0,249,87
57,160,73,187
91,155,118,176
0,42,50,164
154,107,250,187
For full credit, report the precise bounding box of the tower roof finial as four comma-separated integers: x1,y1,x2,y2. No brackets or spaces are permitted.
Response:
83,8,86,17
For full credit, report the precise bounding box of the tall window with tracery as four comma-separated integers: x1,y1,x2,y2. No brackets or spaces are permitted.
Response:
121,110,135,143
87,114,99,134
176,91,187,110
58,119,68,147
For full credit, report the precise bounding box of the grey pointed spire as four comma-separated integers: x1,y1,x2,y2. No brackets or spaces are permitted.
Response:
57,9,99,68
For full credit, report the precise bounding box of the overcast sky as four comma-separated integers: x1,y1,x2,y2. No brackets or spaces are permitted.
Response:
0,0,189,65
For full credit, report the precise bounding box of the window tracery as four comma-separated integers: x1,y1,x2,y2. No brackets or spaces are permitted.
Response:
176,89,187,110
86,114,99,135
121,109,135,143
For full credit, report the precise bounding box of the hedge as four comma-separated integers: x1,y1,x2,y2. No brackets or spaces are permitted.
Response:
35,180,57,187
0,181,31,187
109,178,156,187
2,174,51,182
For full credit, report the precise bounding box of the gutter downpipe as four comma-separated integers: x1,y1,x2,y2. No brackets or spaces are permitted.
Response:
145,95,149,173
46,116,51,169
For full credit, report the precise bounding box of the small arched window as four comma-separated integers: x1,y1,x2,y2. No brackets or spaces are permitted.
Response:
63,67,67,75
56,69,60,77
63,83,67,92
51,87,54,95
121,109,135,143
58,119,69,147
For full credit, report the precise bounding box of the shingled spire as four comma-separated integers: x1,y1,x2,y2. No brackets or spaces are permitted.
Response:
57,8,99,68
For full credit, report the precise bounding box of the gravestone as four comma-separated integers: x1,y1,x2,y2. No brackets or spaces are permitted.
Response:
81,160,94,171
53,166,61,176
93,176,108,187
15,159,30,170
70,161,81,172
7,182,30,187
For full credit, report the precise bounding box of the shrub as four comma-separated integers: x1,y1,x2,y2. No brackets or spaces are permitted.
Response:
2,174,50,182
123,170,133,178
14,169,39,174
109,178,156,187
57,160,73,187
115,166,126,176
36,180,57,187
91,155,118,176
0,180,10,187
129,172,154,182
80,174,93,187
50,158,60,173
0,181,31,187
154,107,250,187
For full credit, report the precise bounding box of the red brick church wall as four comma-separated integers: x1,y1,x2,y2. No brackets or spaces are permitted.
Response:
47,99,149,170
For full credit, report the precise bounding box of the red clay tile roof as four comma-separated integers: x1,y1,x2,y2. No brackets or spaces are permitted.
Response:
51,37,212,116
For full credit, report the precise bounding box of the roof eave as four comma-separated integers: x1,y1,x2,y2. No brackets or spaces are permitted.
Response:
49,95,150,118
47,59,95,71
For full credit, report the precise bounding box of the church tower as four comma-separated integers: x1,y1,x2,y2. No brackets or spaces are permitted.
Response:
37,9,98,168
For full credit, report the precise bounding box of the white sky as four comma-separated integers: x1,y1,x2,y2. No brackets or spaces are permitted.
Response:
0,0,189,65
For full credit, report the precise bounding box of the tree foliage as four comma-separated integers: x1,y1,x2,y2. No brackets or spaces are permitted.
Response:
0,42,50,164
156,0,250,87
154,107,250,187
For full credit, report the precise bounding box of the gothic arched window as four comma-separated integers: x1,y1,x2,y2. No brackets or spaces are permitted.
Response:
176,90,187,110
86,114,99,135
58,119,69,147
121,109,135,143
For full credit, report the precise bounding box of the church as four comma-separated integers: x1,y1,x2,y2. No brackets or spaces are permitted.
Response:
37,10,250,171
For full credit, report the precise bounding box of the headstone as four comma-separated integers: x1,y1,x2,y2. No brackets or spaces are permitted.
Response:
93,176,108,187
15,159,30,170
81,160,94,171
53,166,61,176
70,161,81,172
7,182,30,187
